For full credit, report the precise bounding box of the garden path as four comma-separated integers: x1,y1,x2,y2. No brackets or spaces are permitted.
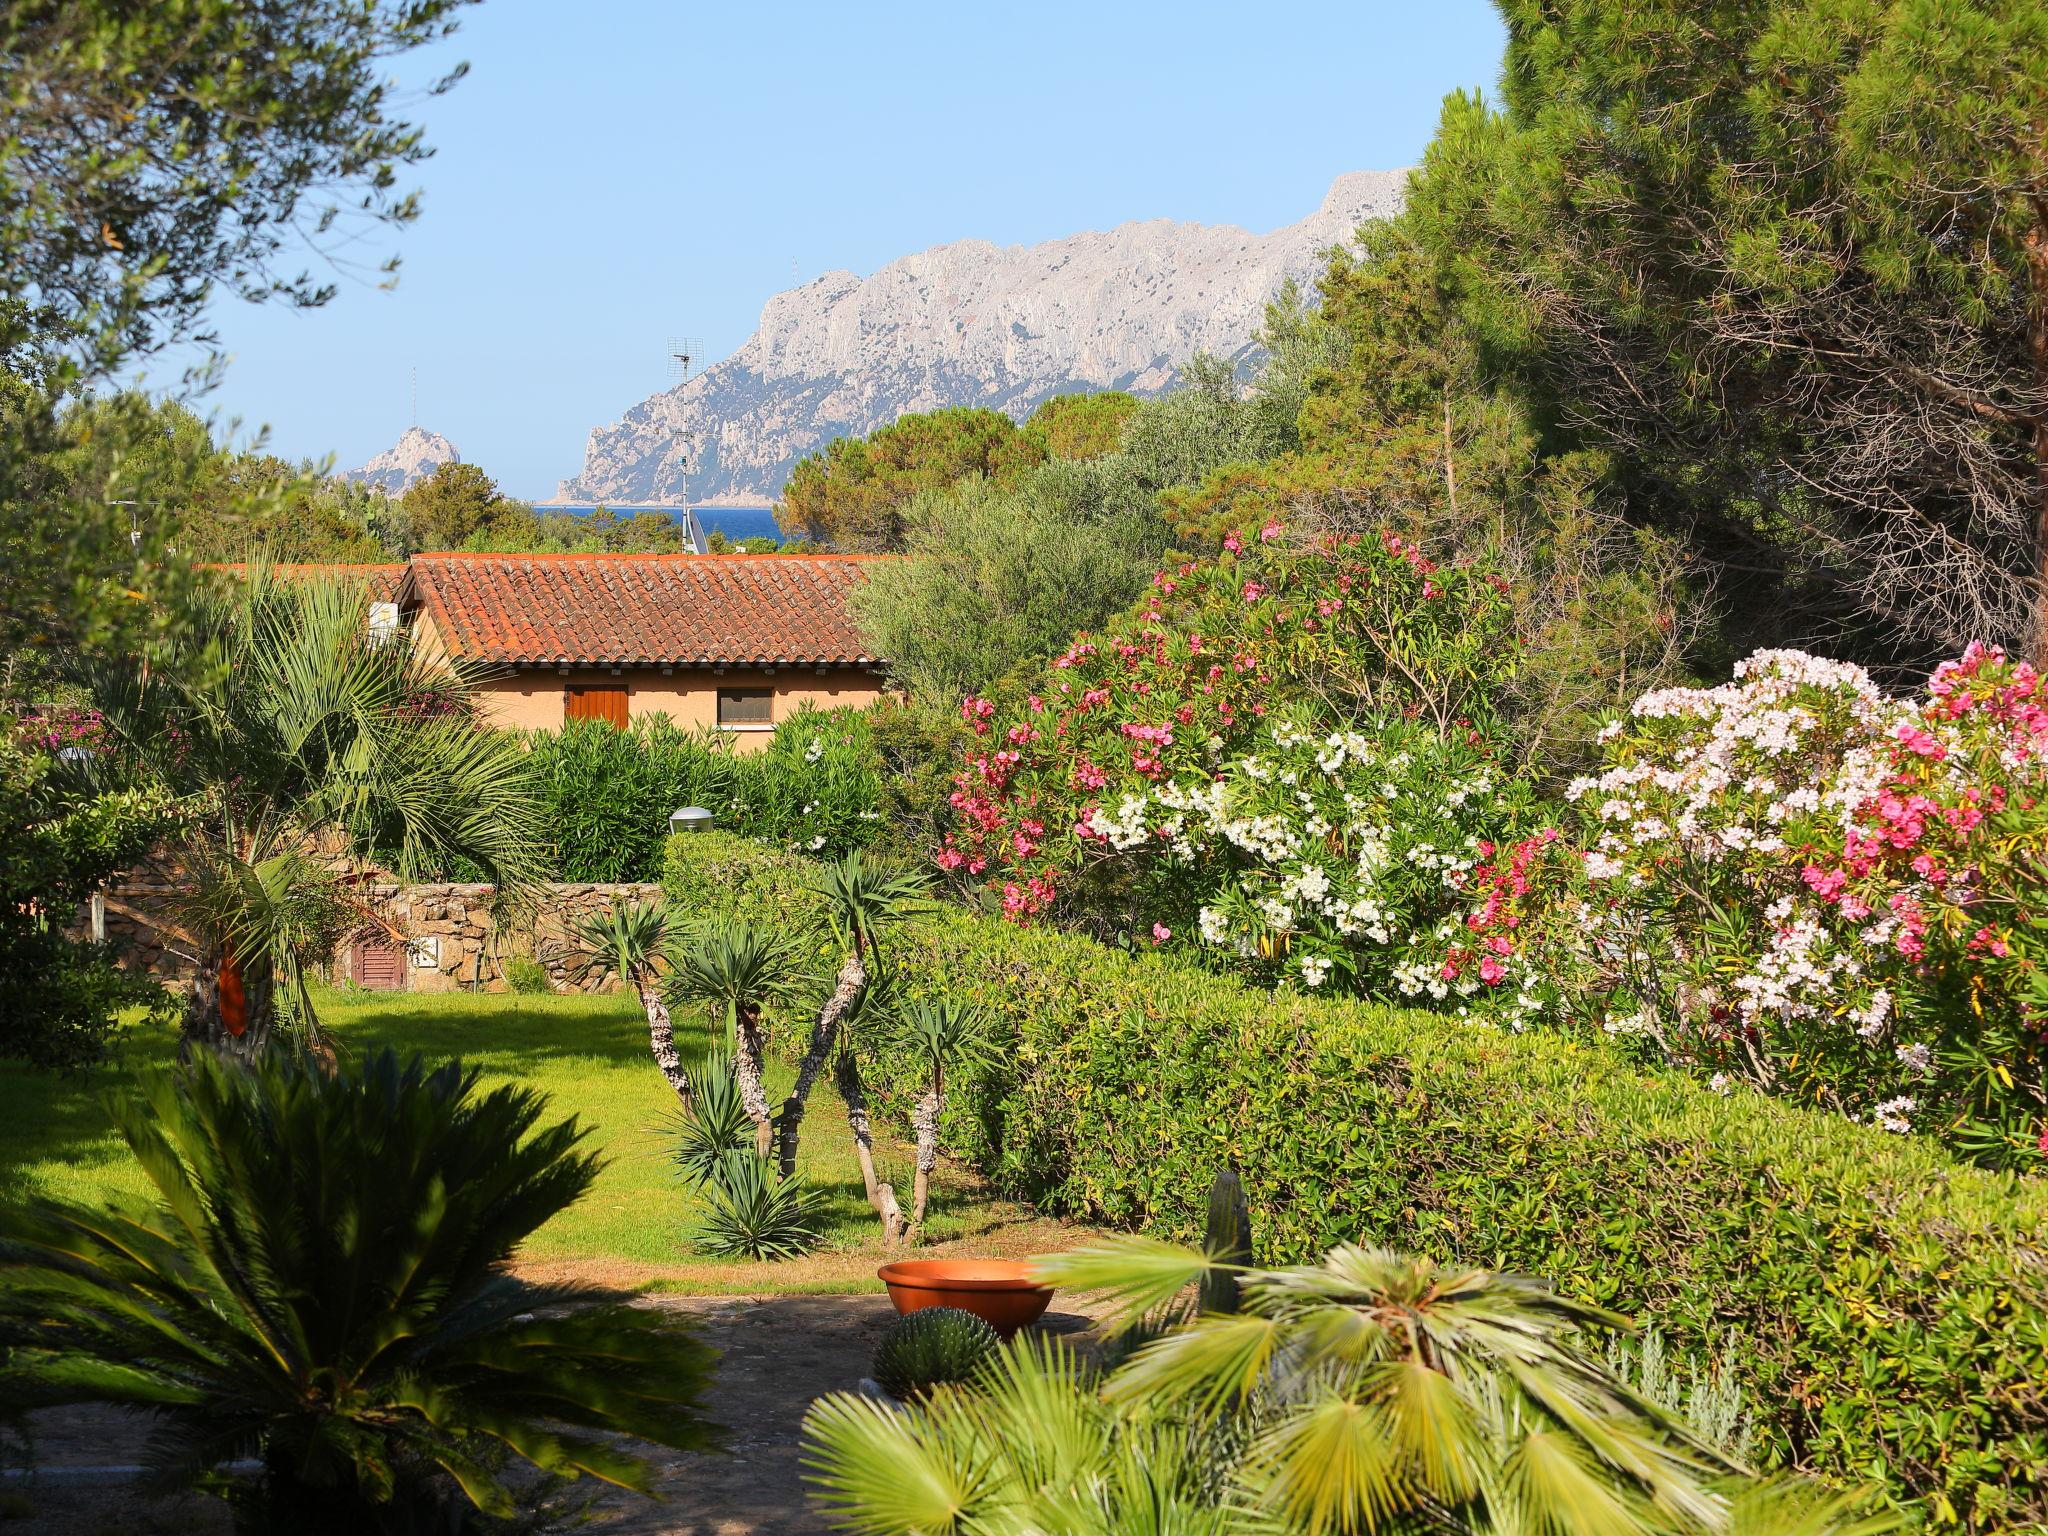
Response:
12,1291,1110,1536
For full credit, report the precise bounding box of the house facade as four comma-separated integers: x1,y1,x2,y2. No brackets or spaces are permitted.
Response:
394,552,889,741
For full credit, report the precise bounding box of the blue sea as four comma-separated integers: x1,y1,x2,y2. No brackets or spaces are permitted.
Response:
536,505,783,543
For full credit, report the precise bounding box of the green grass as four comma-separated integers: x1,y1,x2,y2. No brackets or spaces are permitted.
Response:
0,986,1055,1294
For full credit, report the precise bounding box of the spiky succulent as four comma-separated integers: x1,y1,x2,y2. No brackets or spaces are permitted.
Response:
871,1306,1001,1401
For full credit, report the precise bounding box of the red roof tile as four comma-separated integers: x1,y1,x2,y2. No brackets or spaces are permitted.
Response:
401,553,885,666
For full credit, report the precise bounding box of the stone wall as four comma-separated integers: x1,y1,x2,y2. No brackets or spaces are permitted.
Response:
86,881,667,995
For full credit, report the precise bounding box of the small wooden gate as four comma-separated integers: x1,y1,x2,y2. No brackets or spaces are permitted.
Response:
351,933,406,991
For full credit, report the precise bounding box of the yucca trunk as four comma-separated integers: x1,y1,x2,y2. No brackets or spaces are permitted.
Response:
636,974,692,1106
834,1048,906,1245
909,1067,942,1236
777,949,866,1177
730,1001,775,1158
185,945,276,1062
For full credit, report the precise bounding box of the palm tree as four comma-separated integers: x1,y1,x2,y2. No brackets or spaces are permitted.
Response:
0,1049,721,1534
892,998,991,1237
666,920,803,1156
803,1235,1898,1536
777,852,927,1176
566,900,691,1105
77,570,544,1058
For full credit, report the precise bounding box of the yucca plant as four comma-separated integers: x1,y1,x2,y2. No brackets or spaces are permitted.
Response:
0,1049,721,1534
803,1235,1898,1536
693,1150,825,1262
72,571,545,1058
565,899,690,1104
662,1046,753,1186
891,998,991,1237
777,852,928,1177
665,920,804,1156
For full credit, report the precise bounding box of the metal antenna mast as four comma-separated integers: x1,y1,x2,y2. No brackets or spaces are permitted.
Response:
410,366,417,427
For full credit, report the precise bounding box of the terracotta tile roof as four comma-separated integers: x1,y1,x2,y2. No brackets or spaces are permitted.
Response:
400,553,885,666
211,563,409,603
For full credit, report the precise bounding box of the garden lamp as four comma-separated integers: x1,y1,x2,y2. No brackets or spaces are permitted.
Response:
669,806,713,835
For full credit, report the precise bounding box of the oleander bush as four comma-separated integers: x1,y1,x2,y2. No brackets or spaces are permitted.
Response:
524,704,883,879
664,832,2048,1529
1546,645,2048,1170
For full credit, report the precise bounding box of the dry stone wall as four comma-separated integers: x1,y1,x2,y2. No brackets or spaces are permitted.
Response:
84,881,666,995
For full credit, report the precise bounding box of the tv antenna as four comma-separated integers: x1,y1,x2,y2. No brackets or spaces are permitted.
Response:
667,336,701,387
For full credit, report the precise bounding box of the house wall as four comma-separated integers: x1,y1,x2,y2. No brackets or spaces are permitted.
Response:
465,664,884,743
409,612,883,743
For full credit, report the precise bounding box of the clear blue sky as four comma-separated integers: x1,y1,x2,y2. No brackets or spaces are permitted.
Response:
157,0,1506,501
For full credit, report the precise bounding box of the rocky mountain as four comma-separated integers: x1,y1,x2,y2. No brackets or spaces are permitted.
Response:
557,171,1406,507
346,427,460,497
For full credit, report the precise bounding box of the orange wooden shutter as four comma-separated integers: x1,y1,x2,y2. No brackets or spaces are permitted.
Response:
565,684,628,726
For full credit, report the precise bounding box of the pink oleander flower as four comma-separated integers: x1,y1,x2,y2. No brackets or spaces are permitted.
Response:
1151,923,1171,944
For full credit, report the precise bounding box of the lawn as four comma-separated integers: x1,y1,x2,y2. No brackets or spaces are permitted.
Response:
0,986,1077,1294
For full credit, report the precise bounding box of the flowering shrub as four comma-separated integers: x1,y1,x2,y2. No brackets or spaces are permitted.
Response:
937,525,1520,926
1559,647,2048,1167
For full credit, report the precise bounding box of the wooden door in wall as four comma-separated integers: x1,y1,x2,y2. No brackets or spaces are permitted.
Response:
352,934,406,991
565,683,628,726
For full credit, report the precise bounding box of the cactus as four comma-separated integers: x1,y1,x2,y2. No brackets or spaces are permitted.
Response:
1198,1167,1254,1315
872,1306,1002,1401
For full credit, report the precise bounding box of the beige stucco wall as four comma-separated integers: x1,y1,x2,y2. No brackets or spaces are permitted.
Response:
407,611,883,742
468,664,884,744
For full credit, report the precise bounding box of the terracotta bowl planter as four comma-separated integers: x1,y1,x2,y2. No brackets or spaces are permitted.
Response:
877,1258,1053,1338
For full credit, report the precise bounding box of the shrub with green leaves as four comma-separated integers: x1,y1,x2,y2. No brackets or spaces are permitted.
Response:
0,1049,721,1533
524,704,883,880
666,832,2048,1529
869,1307,1001,1402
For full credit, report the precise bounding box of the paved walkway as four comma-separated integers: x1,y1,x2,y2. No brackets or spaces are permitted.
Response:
13,1292,1105,1535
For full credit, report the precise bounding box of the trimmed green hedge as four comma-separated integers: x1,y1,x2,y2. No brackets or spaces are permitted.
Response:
663,833,2048,1528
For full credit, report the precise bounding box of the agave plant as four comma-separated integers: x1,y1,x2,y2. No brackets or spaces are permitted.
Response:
693,1149,825,1262
0,1049,720,1534
73,570,545,1057
662,1046,753,1187
565,899,690,1104
777,853,928,1177
803,1235,1898,1536
665,920,804,1156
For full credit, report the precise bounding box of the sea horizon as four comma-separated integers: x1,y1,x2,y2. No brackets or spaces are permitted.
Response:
531,504,782,542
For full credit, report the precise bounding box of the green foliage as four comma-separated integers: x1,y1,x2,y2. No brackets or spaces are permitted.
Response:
869,1307,1001,1402
1020,391,1141,461
812,1253,1891,1536
0,725,178,1068
848,473,1168,704
777,406,1040,551
666,834,2048,1529
662,1048,753,1187
691,1149,824,1261
524,706,884,880
0,0,471,368
76,569,548,1054
563,899,671,992
1391,3,2048,664
398,460,527,552
0,1048,721,1532
501,953,553,995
